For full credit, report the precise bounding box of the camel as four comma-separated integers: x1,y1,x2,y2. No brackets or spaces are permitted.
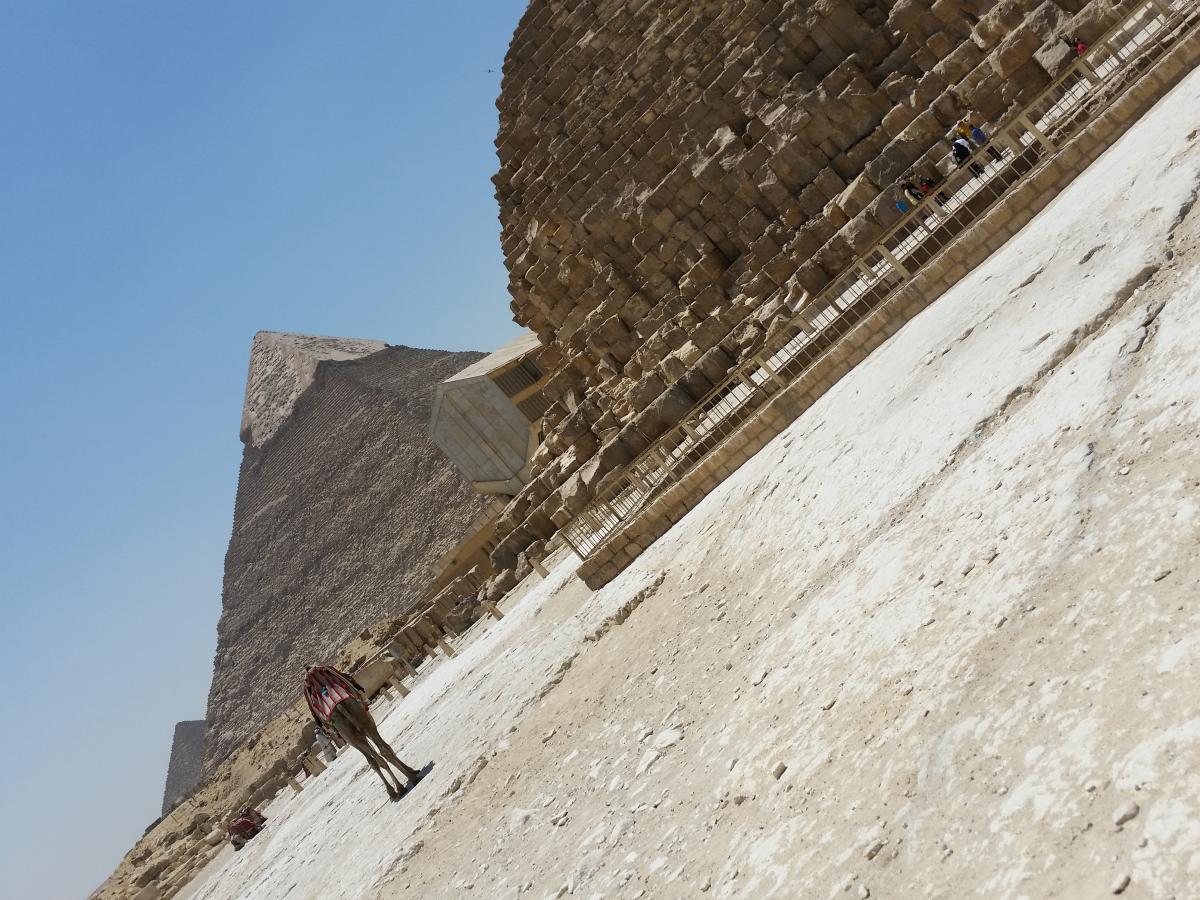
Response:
303,665,424,800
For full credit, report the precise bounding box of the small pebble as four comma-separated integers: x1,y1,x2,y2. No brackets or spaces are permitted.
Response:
1113,801,1140,826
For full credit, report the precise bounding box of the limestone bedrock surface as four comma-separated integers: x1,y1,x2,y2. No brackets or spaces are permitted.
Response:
185,68,1200,899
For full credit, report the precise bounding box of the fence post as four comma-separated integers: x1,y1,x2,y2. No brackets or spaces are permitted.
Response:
875,246,911,279
1018,113,1056,151
754,355,788,390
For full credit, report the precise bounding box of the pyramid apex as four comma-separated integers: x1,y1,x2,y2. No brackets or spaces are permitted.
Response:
239,331,389,447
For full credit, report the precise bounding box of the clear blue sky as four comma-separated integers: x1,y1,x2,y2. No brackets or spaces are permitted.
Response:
0,2,529,897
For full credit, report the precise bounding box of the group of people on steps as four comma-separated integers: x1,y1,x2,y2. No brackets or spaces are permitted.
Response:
894,34,1089,218
894,114,1001,217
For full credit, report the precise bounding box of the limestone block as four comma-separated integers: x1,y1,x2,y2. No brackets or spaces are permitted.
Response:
835,173,880,220
1027,1,1070,40
1035,39,1076,77
990,23,1043,79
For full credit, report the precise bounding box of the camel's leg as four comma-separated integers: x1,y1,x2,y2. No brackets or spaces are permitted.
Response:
346,701,421,782
332,707,404,796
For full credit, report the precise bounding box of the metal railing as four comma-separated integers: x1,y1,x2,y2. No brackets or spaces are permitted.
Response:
561,0,1199,558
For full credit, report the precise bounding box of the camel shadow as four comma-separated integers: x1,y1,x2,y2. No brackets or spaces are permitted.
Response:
390,761,435,803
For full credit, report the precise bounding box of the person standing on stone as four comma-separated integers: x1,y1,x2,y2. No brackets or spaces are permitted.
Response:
967,121,1004,163
918,174,951,207
314,723,338,764
951,138,986,178
899,176,924,205
959,117,1002,163
1062,35,1088,57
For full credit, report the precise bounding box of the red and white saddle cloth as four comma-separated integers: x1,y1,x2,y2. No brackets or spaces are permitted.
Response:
303,666,359,724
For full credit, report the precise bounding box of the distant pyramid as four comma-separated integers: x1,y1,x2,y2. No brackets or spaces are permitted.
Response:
203,333,488,771
240,332,390,448
161,720,206,815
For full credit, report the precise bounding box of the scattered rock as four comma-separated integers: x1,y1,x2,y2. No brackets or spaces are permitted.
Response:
821,698,837,711
864,838,886,860
653,728,684,750
995,615,1008,628
700,877,712,892
899,684,914,696
1112,874,1131,894
1152,569,1172,582
636,750,661,777
609,817,635,844
858,886,871,899
541,728,557,743
751,669,769,686
1113,801,1140,826
771,762,788,780
961,562,975,577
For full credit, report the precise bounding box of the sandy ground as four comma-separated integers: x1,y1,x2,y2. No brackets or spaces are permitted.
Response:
184,67,1200,900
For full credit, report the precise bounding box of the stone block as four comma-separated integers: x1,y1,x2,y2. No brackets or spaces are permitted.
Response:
990,23,1042,79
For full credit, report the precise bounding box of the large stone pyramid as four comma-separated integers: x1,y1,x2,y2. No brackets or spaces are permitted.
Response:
202,333,487,770
160,720,206,815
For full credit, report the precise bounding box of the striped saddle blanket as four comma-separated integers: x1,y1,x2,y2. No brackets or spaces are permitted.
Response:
303,666,358,723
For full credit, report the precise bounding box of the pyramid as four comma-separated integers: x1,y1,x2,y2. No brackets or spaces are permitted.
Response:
239,332,389,449
203,333,489,770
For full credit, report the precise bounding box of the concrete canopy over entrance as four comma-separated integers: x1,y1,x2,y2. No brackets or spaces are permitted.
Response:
430,331,549,495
